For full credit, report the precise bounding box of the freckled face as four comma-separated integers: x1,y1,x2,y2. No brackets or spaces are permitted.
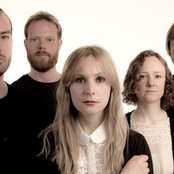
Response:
70,56,111,119
135,56,166,104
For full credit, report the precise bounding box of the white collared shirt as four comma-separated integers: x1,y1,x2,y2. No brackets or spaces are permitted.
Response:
75,121,106,174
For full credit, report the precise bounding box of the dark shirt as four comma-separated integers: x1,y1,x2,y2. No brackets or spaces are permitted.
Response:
11,74,60,134
0,84,38,173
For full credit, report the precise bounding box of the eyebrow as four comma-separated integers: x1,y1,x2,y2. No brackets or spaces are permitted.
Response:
77,72,104,76
140,71,164,74
0,30,12,35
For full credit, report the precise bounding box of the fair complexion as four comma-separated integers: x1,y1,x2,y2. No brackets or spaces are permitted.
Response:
0,12,12,98
70,56,111,135
132,56,167,125
121,155,150,174
24,19,62,82
170,39,174,64
70,55,150,174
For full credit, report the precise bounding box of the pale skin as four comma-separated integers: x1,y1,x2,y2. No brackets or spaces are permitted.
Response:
121,155,150,174
0,12,12,98
70,56,150,173
131,56,167,125
70,56,111,135
24,19,62,82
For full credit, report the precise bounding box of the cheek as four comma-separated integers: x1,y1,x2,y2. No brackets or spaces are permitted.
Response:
70,85,80,102
134,83,141,93
160,81,166,91
101,86,111,103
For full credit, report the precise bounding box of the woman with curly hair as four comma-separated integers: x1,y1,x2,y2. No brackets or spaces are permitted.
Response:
39,45,153,174
122,50,174,174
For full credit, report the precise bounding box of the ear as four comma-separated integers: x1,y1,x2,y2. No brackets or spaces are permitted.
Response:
58,39,62,50
24,39,27,50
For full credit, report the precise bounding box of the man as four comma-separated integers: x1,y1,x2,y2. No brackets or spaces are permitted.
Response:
0,9,59,173
11,11,62,135
0,8,37,173
166,23,174,65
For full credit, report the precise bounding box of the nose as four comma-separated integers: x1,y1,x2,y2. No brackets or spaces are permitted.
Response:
38,39,45,50
85,81,95,95
147,77,155,87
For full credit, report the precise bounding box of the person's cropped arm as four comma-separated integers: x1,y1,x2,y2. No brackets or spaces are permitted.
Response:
121,155,149,174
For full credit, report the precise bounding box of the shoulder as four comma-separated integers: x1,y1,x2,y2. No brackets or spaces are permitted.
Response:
129,129,147,147
125,110,134,125
11,74,30,87
124,129,150,158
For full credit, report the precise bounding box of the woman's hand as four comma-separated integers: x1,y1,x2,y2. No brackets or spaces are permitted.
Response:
121,155,150,174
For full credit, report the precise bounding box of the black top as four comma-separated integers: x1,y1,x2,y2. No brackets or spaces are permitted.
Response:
0,84,50,173
11,74,60,133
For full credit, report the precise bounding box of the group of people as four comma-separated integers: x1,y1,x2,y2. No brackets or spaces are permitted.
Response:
1,8,174,174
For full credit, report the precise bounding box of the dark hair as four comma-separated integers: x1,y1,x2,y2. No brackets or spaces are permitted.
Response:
166,23,174,56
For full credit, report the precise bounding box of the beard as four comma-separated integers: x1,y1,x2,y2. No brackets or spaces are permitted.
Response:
0,54,11,76
26,48,59,72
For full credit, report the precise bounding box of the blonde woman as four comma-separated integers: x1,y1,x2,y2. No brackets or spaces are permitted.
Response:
122,50,174,174
40,45,153,174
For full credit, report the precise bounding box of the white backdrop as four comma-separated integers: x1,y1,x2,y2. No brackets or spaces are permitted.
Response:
1,0,174,113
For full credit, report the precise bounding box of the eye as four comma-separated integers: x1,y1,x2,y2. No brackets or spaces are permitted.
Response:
155,75,161,78
47,38,53,42
96,76,105,82
2,35,9,39
31,38,38,42
75,77,85,83
140,75,146,79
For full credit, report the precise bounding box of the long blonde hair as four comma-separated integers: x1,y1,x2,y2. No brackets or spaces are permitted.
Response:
40,45,129,173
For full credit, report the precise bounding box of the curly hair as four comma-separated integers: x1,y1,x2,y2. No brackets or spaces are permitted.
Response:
122,50,174,110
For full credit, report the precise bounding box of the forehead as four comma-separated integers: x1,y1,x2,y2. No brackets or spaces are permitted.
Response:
77,56,103,73
28,19,57,36
140,56,165,73
0,12,11,33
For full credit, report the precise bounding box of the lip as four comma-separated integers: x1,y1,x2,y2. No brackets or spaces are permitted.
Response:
36,53,48,56
146,90,156,92
83,100,98,106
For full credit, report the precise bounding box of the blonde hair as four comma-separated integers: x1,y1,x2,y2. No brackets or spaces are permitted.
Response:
24,11,62,40
122,49,174,110
40,45,129,173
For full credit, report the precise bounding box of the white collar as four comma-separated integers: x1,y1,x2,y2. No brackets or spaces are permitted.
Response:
76,120,106,145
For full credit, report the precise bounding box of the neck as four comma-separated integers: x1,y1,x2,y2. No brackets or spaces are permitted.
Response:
77,113,104,135
132,102,167,125
29,66,61,82
0,76,8,98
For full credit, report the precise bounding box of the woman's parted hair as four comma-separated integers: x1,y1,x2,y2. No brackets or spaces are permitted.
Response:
122,49,174,110
24,11,62,40
41,45,129,173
